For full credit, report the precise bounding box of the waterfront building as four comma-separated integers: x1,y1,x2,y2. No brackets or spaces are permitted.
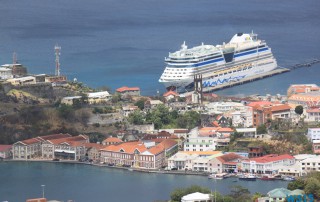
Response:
163,90,179,101
167,151,222,171
278,162,301,177
287,84,320,97
116,86,140,96
0,145,12,159
300,155,320,173
41,135,89,160
13,133,71,160
181,192,211,202
7,76,36,86
241,154,295,174
100,140,173,169
85,143,105,162
208,152,244,173
307,128,320,141
102,137,123,146
0,67,13,79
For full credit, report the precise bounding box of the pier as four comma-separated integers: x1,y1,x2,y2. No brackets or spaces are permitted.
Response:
201,67,290,93
180,58,320,95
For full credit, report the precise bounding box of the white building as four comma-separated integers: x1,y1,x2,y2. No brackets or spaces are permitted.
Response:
231,106,253,127
307,128,320,141
241,154,295,174
0,67,13,79
305,108,320,122
205,102,245,114
87,91,112,104
184,128,216,152
300,155,320,173
7,76,36,85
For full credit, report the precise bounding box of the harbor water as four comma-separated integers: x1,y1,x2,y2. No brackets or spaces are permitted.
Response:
0,161,289,202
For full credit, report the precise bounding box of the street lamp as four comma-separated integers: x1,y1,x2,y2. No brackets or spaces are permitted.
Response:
41,185,45,198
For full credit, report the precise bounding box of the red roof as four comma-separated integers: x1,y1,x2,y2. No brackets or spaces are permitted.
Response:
116,86,140,93
244,154,294,163
247,101,273,108
0,145,12,151
102,141,147,154
163,90,179,97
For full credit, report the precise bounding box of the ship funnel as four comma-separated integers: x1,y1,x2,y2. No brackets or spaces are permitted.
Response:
181,41,187,50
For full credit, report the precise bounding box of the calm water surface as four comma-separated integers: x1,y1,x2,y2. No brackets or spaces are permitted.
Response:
0,0,319,95
0,162,289,202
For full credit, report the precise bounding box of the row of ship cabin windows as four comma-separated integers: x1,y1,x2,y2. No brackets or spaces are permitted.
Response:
208,66,253,79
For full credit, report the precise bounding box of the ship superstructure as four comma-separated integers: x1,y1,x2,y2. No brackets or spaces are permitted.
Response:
159,32,278,92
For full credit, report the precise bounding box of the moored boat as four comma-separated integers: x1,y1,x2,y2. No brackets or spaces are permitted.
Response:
282,176,295,181
208,173,227,180
239,174,257,181
260,175,276,181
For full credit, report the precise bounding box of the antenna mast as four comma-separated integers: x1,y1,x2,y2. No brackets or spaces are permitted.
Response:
55,44,61,76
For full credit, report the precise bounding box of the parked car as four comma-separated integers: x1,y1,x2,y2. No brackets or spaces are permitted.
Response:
52,158,60,161
171,167,178,171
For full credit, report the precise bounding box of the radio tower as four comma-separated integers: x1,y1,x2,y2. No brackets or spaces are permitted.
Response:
54,44,61,76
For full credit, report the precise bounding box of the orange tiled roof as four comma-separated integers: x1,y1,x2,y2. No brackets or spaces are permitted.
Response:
102,137,123,143
102,141,147,154
163,90,179,97
116,86,140,93
271,104,291,112
247,101,273,107
216,153,243,163
148,144,165,155
48,135,88,145
159,139,177,150
307,108,320,113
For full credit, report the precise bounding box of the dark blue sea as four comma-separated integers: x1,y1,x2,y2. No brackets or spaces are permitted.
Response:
0,0,319,96
0,162,289,202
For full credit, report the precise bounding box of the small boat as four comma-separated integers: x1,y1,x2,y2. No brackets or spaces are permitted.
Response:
283,176,295,181
239,174,257,181
260,175,276,181
208,173,227,180
128,168,133,171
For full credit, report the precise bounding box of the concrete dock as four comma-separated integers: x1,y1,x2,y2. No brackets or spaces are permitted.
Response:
201,67,290,93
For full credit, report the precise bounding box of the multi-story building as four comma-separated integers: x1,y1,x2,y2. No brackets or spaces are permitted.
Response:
102,137,123,146
116,86,140,96
305,108,320,122
13,134,71,160
231,106,253,127
313,140,320,154
205,102,246,114
300,155,320,173
85,143,105,162
41,135,89,160
287,84,320,97
288,92,320,108
167,151,222,171
100,140,174,169
241,154,295,174
307,128,320,141
208,153,244,173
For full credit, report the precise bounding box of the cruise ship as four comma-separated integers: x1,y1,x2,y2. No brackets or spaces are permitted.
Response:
159,32,278,92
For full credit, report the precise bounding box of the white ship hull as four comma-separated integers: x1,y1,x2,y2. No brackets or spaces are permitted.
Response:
159,32,278,92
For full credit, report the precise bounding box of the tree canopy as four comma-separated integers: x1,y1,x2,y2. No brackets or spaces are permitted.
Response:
295,105,304,115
